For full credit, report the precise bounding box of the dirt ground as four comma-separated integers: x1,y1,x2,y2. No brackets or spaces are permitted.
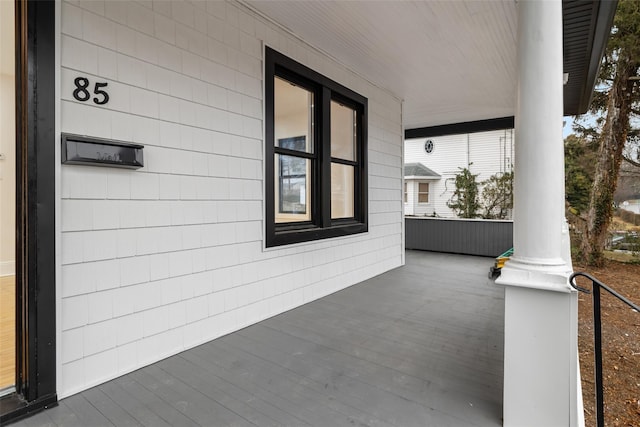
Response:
572,259,640,427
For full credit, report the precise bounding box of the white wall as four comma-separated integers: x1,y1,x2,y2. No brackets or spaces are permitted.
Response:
405,129,514,218
58,0,403,397
0,0,15,276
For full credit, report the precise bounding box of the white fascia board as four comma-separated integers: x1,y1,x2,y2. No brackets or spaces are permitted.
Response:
404,175,441,180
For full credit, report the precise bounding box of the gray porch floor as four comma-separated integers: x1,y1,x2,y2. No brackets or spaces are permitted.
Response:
13,251,504,427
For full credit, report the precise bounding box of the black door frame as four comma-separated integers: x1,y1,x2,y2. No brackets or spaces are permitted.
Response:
0,0,56,423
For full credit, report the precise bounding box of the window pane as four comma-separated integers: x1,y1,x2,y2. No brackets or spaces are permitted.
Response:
331,163,354,218
275,154,311,223
275,77,313,153
331,101,356,161
418,182,429,203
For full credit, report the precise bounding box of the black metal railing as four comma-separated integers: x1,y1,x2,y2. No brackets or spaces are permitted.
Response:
569,272,640,427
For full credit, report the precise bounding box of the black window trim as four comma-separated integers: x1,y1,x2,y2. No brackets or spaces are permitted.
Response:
265,47,368,247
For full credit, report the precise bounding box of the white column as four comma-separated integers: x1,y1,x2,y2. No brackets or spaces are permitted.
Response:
496,1,581,426
511,0,567,272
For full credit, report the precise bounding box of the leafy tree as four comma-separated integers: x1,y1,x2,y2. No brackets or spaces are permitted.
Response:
447,167,480,218
564,134,597,214
574,0,640,266
480,172,513,219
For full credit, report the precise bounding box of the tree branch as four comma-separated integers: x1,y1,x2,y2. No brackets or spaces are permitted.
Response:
623,155,640,168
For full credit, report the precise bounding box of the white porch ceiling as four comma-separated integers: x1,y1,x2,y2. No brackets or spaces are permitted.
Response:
243,0,518,130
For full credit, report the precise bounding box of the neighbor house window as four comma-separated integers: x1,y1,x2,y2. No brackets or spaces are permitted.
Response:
418,182,429,203
404,182,408,203
265,48,368,247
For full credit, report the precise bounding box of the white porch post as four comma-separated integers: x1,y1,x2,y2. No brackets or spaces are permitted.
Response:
496,0,581,426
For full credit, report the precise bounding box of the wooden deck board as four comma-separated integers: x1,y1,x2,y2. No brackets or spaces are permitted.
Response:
167,354,313,427
128,366,256,427
98,381,174,427
155,355,286,427
181,345,354,427
80,388,141,427
112,375,200,427
9,250,504,427
60,394,116,427
202,340,384,427
226,328,466,427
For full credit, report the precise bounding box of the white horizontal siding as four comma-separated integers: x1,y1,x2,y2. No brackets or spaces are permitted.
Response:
59,0,403,398
469,129,514,182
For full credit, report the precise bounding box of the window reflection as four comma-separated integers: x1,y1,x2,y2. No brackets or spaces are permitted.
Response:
330,101,356,161
331,163,354,219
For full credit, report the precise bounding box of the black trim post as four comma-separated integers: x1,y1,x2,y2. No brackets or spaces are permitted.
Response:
1,0,57,423
592,284,604,427
26,0,56,403
320,86,331,228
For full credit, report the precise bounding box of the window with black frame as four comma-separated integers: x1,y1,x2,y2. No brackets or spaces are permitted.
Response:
265,48,368,247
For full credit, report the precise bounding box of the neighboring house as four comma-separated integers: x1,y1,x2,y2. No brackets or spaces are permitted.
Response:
405,128,515,218
0,1,617,427
403,163,440,216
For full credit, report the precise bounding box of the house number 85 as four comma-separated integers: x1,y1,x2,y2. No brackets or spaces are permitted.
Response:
73,77,110,105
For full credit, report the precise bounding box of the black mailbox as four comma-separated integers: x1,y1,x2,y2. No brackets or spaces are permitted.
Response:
62,133,144,169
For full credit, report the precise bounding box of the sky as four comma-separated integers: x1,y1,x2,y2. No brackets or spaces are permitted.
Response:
563,114,601,139
563,114,639,139
562,116,574,138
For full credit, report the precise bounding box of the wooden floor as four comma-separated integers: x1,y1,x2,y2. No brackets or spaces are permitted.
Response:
11,251,504,427
0,274,15,391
